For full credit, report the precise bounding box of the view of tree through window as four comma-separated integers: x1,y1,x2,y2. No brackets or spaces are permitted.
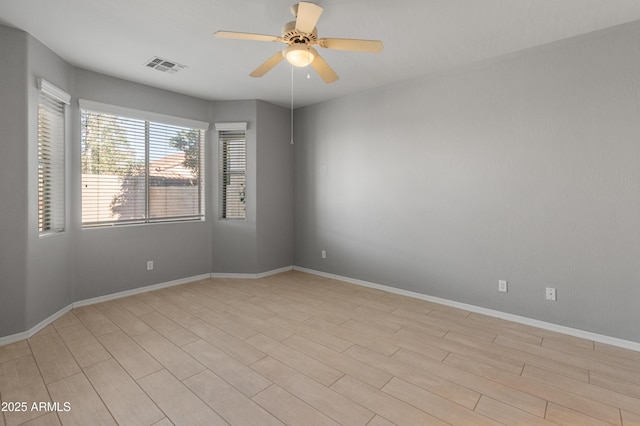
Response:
81,113,140,176
80,108,205,227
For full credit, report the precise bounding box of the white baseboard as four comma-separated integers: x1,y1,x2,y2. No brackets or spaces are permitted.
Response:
211,265,293,279
293,266,640,353
72,273,212,308
0,305,73,347
6,264,637,353
0,273,210,347
0,267,294,347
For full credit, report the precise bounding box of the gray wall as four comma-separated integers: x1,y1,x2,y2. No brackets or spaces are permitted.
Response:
0,25,293,339
0,26,28,337
294,22,640,343
210,100,259,273
256,101,294,272
209,100,294,274
70,69,213,301
25,33,73,328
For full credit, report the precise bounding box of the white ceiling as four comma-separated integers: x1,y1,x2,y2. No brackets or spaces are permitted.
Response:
2,0,640,108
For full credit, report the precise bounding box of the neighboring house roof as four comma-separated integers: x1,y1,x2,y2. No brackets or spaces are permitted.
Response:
149,152,195,181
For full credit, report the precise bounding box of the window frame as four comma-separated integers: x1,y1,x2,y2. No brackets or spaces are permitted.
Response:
37,78,70,236
79,100,209,228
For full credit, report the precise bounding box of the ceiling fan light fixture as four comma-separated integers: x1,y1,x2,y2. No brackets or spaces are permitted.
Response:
283,45,315,67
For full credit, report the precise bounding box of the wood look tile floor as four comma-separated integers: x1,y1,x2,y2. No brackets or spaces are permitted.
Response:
1,271,640,426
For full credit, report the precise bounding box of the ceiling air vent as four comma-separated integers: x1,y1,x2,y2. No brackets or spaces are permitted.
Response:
144,56,187,74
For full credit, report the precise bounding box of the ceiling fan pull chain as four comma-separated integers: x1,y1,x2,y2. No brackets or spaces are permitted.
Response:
291,65,294,145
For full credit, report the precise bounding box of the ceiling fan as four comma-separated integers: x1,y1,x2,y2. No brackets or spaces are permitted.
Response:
214,2,383,83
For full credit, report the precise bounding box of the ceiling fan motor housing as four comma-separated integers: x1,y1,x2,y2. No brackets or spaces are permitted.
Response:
282,21,318,45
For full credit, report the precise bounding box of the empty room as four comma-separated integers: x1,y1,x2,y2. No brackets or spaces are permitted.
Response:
1,1,640,425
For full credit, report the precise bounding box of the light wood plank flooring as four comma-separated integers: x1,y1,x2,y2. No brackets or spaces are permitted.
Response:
1,271,639,425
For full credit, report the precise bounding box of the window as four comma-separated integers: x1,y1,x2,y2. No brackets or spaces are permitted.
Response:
38,79,70,234
217,122,247,219
80,100,208,227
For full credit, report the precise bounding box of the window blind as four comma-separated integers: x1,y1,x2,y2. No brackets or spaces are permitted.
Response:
38,79,69,234
80,105,205,227
218,128,247,219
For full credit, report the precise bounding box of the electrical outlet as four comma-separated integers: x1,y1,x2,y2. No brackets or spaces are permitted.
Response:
498,280,508,293
321,250,327,259
147,260,154,271
545,287,557,301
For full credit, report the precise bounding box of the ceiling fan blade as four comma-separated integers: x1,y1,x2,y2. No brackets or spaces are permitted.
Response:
250,51,285,78
318,38,383,53
295,2,323,34
310,51,338,83
214,31,282,43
